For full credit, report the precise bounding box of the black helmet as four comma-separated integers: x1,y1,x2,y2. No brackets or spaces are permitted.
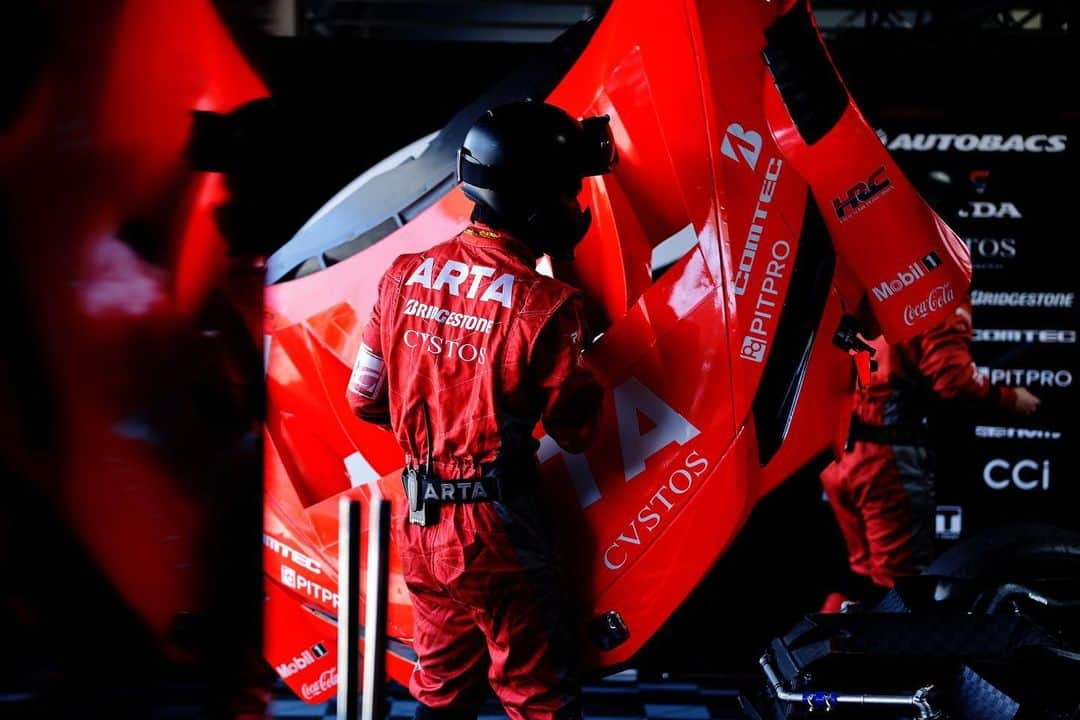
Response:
456,100,617,259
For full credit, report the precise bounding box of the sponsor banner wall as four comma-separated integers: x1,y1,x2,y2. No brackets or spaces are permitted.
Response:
876,120,1079,546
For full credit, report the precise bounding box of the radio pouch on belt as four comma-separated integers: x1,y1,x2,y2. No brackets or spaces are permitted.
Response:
405,467,438,526
406,402,440,526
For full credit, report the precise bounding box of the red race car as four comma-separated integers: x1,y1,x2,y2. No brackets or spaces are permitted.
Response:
261,0,973,704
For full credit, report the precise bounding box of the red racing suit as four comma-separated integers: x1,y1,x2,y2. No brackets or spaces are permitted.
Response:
348,223,602,720
821,299,1016,590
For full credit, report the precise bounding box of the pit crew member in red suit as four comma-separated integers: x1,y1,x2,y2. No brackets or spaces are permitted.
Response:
348,100,615,720
822,296,1040,604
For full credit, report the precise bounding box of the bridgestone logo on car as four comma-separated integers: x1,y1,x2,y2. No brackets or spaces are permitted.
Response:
878,132,1067,153
872,252,942,302
971,291,1075,308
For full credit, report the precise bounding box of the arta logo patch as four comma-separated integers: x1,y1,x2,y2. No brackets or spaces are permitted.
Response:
721,123,763,170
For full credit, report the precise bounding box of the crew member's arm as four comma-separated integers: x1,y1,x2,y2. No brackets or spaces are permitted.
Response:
531,294,604,453
915,302,1027,412
346,270,395,429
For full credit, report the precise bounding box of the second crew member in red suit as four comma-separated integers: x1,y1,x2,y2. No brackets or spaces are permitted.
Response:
348,101,616,720
822,296,1041,605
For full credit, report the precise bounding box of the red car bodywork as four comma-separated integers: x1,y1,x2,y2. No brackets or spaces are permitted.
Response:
264,0,969,704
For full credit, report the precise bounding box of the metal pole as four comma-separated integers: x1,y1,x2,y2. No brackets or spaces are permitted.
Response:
338,499,362,720
362,496,391,720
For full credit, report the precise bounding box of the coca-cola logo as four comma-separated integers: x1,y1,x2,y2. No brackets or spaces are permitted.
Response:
903,283,955,326
301,668,338,700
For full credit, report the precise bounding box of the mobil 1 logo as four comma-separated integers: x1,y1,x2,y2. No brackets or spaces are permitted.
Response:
872,252,942,302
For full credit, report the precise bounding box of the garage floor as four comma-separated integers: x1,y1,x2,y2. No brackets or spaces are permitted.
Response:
268,672,757,720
